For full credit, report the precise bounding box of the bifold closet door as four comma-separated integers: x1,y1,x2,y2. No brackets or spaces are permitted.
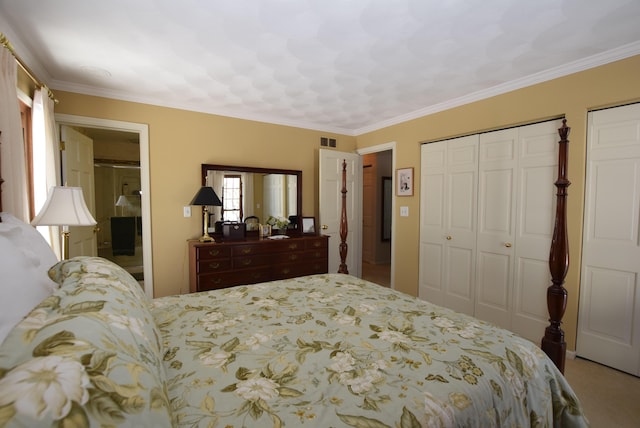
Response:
578,103,640,376
419,136,478,316
475,128,518,329
420,120,560,344
475,122,560,336
510,121,560,341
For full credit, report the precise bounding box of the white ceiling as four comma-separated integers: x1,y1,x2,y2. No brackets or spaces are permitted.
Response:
2,0,640,135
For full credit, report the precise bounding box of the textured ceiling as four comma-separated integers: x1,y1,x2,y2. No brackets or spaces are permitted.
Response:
1,0,640,135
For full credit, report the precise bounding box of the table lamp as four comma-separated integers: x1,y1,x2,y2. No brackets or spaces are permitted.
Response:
115,194,130,216
32,186,97,259
189,186,222,242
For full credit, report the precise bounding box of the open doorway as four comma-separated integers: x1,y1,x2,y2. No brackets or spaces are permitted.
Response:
85,128,143,281
56,114,153,297
358,145,394,288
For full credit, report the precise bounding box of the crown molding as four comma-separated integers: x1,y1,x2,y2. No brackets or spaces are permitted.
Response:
354,41,640,135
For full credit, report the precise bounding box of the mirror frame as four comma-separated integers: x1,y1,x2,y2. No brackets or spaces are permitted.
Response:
201,163,303,231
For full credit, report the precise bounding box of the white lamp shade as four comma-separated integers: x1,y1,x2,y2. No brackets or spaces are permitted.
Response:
32,186,97,226
115,195,130,207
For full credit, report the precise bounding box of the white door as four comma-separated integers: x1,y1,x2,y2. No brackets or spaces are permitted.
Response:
578,103,640,376
319,149,362,277
61,125,97,257
419,136,478,316
419,120,559,343
510,120,559,342
475,128,518,329
474,121,560,337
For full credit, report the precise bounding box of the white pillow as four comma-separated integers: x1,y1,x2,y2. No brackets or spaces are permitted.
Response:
0,213,59,344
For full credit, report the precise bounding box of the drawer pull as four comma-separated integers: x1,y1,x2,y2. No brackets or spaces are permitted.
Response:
281,268,291,274
288,254,299,261
208,249,221,256
208,262,220,269
241,248,253,254
288,244,300,250
209,278,222,285
242,259,253,266
312,241,322,248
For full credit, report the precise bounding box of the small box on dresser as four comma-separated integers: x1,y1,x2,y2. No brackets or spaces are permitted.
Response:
188,235,329,292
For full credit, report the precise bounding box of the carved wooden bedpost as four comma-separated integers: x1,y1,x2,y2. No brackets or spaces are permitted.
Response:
338,159,349,274
541,119,571,373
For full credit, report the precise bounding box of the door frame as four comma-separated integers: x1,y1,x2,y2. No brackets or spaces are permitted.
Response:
357,142,396,289
55,114,154,298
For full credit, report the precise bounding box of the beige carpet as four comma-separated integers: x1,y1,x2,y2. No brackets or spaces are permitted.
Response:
361,261,391,287
564,357,640,427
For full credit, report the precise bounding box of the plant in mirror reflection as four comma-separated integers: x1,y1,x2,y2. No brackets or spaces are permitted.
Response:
266,216,290,230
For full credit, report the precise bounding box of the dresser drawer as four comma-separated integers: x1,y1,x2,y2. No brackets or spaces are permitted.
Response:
305,237,328,250
232,243,272,256
233,254,273,269
197,267,271,291
303,249,327,260
197,258,232,274
272,259,328,279
196,245,232,260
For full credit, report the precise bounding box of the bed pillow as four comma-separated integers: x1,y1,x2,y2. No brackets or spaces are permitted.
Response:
0,257,172,427
0,213,58,344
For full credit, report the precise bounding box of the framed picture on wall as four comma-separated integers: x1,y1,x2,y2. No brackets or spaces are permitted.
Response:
396,167,414,196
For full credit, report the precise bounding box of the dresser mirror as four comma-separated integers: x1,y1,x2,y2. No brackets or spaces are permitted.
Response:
201,164,302,232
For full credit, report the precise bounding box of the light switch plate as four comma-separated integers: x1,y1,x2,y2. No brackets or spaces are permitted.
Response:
400,206,409,217
183,206,191,217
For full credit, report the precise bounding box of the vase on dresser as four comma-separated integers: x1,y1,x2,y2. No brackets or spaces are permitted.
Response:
274,226,288,235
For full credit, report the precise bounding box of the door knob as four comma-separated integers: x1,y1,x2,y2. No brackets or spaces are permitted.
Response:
504,242,512,248
93,226,101,234
322,225,328,230
446,235,452,240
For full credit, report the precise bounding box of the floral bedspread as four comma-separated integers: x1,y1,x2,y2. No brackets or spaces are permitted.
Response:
0,257,588,427
153,273,589,428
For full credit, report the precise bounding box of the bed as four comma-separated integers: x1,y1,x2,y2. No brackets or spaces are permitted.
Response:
0,123,589,427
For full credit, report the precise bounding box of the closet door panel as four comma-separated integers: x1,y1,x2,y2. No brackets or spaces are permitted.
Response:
419,136,477,316
444,138,479,315
512,120,560,343
419,143,447,304
475,129,517,328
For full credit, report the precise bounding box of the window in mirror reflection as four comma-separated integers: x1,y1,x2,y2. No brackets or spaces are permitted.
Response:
222,175,243,222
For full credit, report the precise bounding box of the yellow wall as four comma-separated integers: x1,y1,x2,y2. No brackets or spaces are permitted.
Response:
356,54,640,350
55,55,640,351
54,93,356,297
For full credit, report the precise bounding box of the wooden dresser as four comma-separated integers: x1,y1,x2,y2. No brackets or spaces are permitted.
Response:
188,235,329,292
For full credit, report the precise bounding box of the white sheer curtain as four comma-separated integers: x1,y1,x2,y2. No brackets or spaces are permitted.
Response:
205,170,225,223
32,88,61,257
241,172,254,220
0,46,29,220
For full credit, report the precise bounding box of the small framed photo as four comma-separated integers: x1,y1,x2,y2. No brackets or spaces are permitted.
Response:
302,217,316,234
397,167,414,196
